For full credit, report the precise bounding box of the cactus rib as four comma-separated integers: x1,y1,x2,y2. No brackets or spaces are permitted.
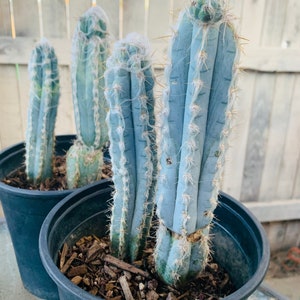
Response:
105,34,157,262
66,6,110,189
155,0,238,286
25,38,60,184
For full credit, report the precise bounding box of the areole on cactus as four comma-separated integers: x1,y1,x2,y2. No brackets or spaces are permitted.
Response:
154,0,239,286
105,33,157,262
66,5,110,189
25,38,60,184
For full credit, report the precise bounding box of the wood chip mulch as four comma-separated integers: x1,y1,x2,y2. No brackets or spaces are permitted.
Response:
59,235,236,300
1,156,112,191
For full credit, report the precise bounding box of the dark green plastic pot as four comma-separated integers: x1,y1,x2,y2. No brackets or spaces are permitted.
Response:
0,135,77,300
39,181,270,300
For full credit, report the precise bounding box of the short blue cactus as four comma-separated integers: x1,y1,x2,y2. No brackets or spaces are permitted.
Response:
105,33,157,262
154,0,239,286
66,6,110,188
25,39,60,184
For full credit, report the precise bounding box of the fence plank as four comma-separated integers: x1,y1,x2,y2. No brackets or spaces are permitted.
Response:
282,0,300,48
123,0,144,37
148,0,170,39
169,0,186,25
12,0,40,37
222,71,256,199
42,0,67,38
55,66,76,135
241,73,275,202
283,221,300,249
16,65,30,142
293,155,300,199
0,0,11,36
265,221,287,252
277,75,300,199
227,0,244,30
246,199,300,222
263,221,300,253
239,0,265,48
260,0,287,47
241,48,300,73
259,74,295,201
0,65,23,148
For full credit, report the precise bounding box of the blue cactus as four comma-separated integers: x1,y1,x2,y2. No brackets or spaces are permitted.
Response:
154,0,239,286
25,38,60,184
66,5,110,188
105,33,157,262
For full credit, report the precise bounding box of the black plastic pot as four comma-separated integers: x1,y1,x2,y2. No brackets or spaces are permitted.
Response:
39,181,270,300
0,135,77,300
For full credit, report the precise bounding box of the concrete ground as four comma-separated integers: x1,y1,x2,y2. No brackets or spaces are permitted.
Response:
264,277,300,300
0,219,299,300
0,220,40,300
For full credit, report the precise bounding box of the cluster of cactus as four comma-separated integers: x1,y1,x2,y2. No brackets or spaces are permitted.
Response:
154,0,238,286
105,33,157,262
25,39,60,184
66,6,110,188
104,0,238,287
25,0,239,289
25,6,110,189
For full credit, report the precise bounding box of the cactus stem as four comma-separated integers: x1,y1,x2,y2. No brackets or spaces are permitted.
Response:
155,0,239,286
106,33,157,262
66,5,110,188
25,38,60,184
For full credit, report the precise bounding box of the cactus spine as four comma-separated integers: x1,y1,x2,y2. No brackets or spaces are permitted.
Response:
66,6,110,188
25,39,60,184
105,33,157,262
154,0,239,286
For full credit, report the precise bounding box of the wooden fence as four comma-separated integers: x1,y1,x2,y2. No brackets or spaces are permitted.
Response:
0,0,299,251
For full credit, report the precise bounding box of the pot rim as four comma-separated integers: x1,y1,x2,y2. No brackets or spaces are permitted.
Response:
216,192,270,299
39,184,270,300
0,134,77,196
39,180,113,300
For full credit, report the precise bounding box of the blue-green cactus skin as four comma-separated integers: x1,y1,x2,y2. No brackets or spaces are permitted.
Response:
66,6,110,189
105,34,157,262
155,0,238,286
65,142,103,188
25,39,60,184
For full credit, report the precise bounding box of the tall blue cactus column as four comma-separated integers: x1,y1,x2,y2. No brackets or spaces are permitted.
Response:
154,0,239,286
25,39,60,184
66,6,110,188
105,33,157,262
